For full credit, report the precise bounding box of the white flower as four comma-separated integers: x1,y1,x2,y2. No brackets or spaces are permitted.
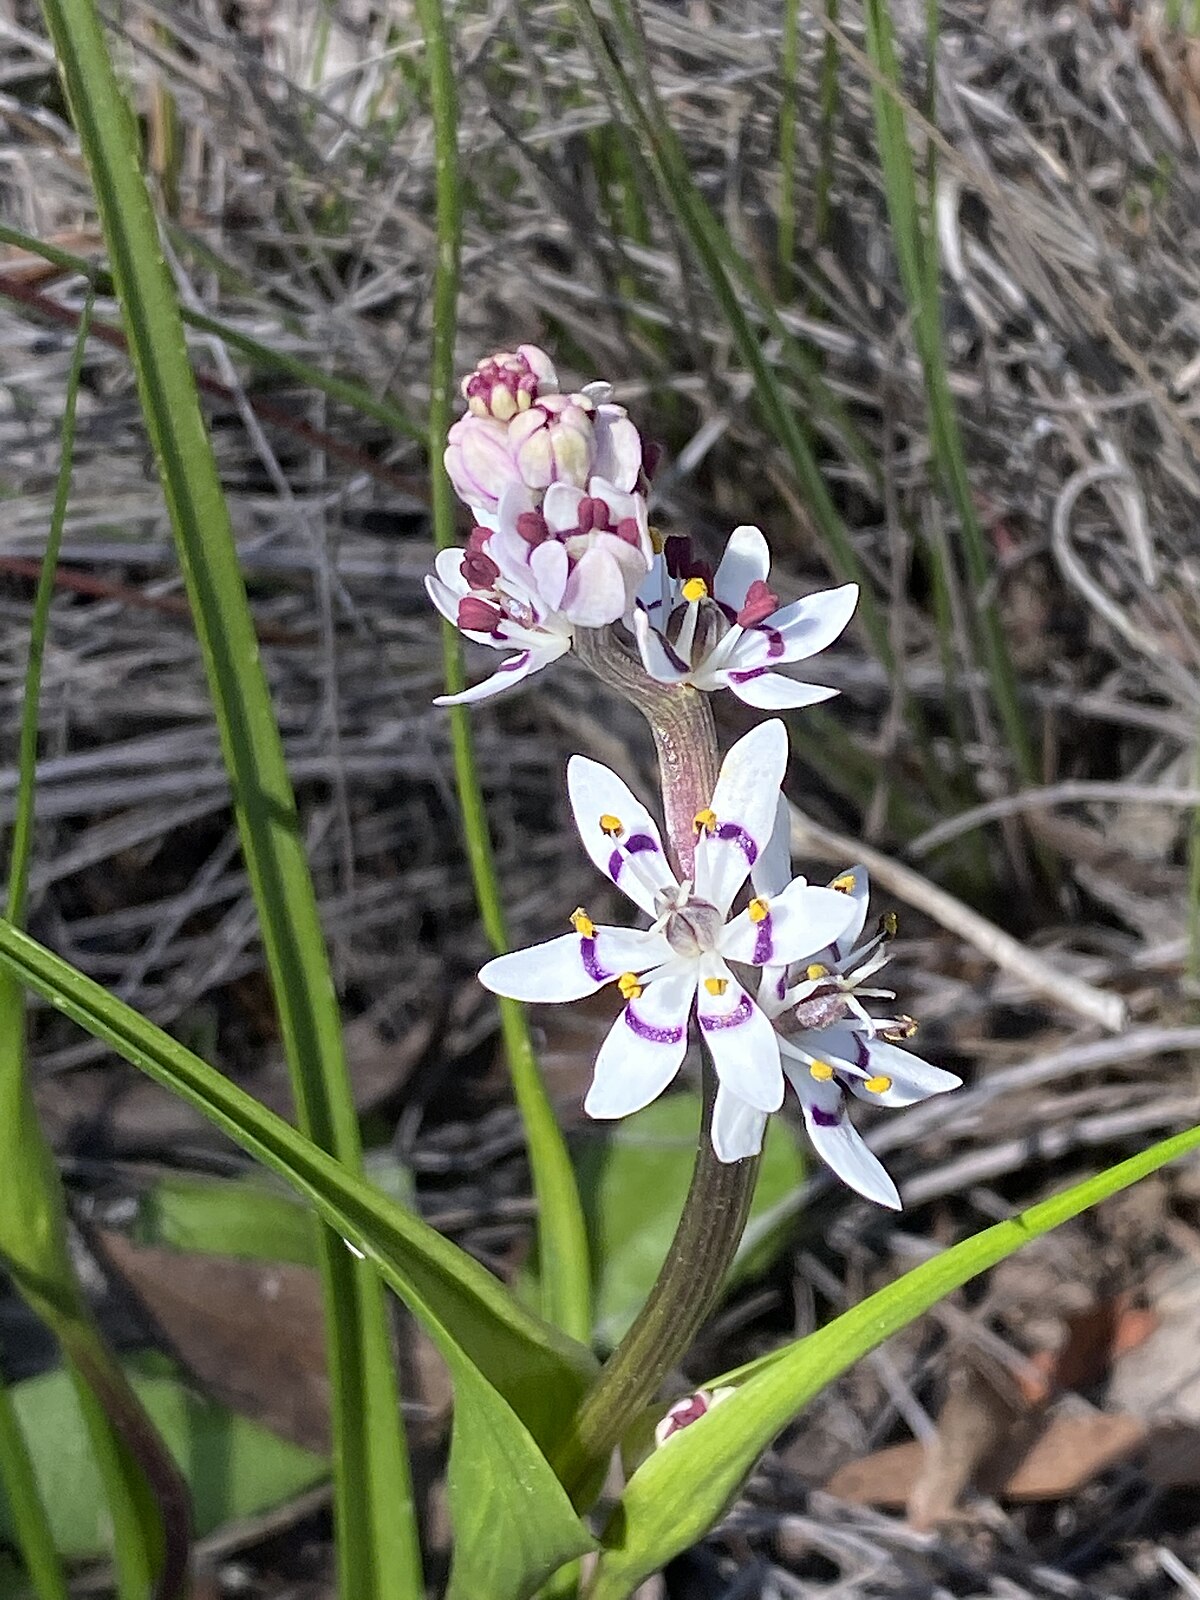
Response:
424,489,574,704
478,721,858,1145
634,526,858,709
711,821,961,1207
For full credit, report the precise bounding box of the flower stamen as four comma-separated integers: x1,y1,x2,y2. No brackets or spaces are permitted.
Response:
693,807,717,834
570,907,596,938
617,971,644,1000
864,1075,892,1094
703,976,728,996
809,1059,835,1081
748,896,769,923
599,813,624,837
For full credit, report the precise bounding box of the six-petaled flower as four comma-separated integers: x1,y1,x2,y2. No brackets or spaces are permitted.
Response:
635,526,858,709
478,721,858,1145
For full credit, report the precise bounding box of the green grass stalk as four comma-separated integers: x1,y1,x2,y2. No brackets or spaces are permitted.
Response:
33,4,423,1594
412,0,592,1346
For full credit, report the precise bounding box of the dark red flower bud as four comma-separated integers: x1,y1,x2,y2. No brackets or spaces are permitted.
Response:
457,596,502,633
736,579,780,628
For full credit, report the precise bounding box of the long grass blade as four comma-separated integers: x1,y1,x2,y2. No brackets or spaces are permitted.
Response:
0,289,190,1600
413,0,592,1344
33,3,422,1594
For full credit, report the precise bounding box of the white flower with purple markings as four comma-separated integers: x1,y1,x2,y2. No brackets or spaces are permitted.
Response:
634,526,858,710
711,826,962,1207
478,720,859,1146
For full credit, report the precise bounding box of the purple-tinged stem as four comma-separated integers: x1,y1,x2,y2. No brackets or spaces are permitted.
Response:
558,628,762,1502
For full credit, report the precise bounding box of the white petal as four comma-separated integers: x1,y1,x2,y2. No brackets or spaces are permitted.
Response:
584,966,696,1118
562,547,627,626
591,411,642,492
761,583,859,662
712,525,770,608
478,931,611,1002
433,548,471,593
543,481,585,535
693,719,788,915
751,794,793,899
787,1067,901,1209
697,963,783,1113
425,573,481,633
633,608,690,683
720,670,838,710
816,1028,962,1107
711,1081,769,1162
529,539,569,610
433,644,564,705
567,755,676,916
720,882,858,968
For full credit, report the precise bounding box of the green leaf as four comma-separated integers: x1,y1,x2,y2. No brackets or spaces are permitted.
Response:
568,1093,803,1348
0,921,597,1600
588,1121,1200,1599
34,0,421,1589
0,1363,326,1562
0,921,596,1438
132,1154,412,1270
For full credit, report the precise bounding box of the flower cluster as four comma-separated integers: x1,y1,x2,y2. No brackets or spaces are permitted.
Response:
428,344,962,1207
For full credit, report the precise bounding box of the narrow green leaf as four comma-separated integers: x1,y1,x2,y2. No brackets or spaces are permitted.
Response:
0,920,597,1600
33,2,422,1592
412,0,592,1345
0,922,595,1415
588,1122,1200,1598
0,1386,68,1600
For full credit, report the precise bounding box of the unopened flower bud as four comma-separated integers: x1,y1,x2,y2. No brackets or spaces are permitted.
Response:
444,414,524,513
653,1386,735,1447
508,395,596,490
462,345,559,422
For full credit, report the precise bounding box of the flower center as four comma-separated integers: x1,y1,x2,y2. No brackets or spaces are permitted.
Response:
653,884,722,957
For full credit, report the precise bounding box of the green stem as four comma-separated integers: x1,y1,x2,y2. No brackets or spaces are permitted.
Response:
561,629,761,1497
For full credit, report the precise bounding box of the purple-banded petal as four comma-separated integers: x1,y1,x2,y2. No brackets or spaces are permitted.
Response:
756,961,793,1020
479,926,670,1003
712,525,770,609
693,718,788,916
567,754,676,916
530,538,569,610
809,1026,961,1107
633,609,690,683
786,1065,901,1209
755,583,859,663
584,966,696,1119
751,794,792,900
711,1081,769,1162
433,642,565,705
562,546,628,626
720,881,858,969
696,961,783,1113
718,669,839,710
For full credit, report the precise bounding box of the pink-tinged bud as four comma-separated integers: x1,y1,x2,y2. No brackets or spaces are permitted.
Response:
516,511,550,546
461,346,559,423
653,1385,735,1447
445,415,524,514
457,596,502,633
736,579,780,628
509,396,595,491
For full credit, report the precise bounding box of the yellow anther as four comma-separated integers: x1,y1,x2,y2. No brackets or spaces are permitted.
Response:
617,971,643,1000
881,910,898,937
570,907,596,939
831,873,857,894
703,976,728,996
809,1060,835,1081
681,576,709,603
864,1075,892,1094
599,812,624,837
648,524,665,554
806,963,829,981
693,807,717,834
748,897,769,923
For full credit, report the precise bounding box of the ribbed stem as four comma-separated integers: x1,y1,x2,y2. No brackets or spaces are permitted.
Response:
562,626,762,1499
